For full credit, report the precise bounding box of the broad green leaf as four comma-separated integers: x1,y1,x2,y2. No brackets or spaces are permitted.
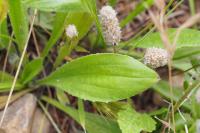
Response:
20,58,43,84
8,0,28,52
23,0,88,12
117,105,156,133
42,12,67,58
135,28,200,49
120,0,154,28
39,53,158,102
42,96,121,133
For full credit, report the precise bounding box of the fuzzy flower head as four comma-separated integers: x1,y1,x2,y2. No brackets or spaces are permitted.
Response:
196,89,200,103
144,47,169,68
66,24,78,39
99,5,121,45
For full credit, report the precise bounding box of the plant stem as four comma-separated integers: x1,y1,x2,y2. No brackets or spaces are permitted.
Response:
189,0,195,16
165,0,174,12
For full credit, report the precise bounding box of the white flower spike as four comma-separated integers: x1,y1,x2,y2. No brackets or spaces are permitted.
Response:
66,24,78,39
144,47,169,68
99,5,121,45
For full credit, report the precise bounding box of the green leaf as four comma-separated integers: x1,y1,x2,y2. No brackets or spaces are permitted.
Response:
0,71,23,92
149,107,168,116
41,12,67,58
54,44,70,68
120,0,154,28
78,98,86,131
0,19,9,48
8,0,28,52
23,0,88,12
42,96,121,133
172,58,193,71
56,89,69,105
20,58,43,84
75,45,90,53
0,82,23,92
0,71,14,82
39,53,158,102
135,28,200,49
117,105,156,133
174,47,200,60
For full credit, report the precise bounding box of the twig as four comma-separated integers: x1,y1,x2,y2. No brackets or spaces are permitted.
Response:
0,9,38,126
38,101,62,133
32,29,41,56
